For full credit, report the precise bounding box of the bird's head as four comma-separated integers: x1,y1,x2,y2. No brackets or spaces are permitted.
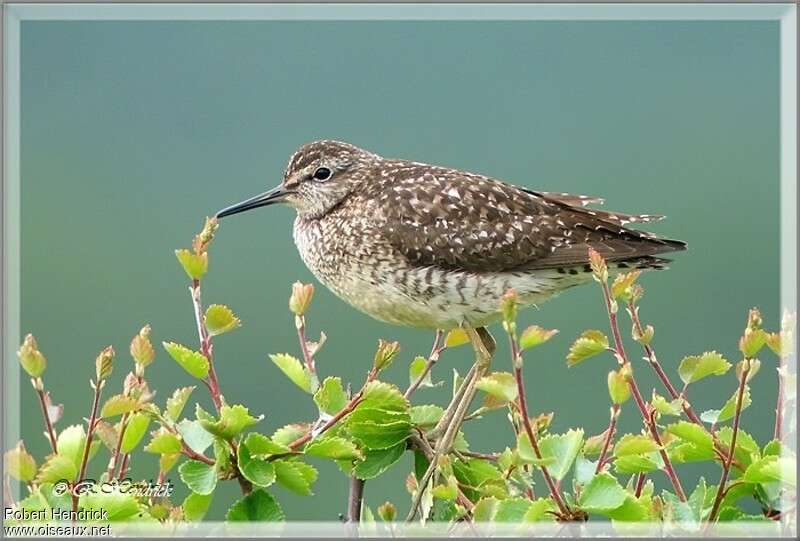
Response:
216,140,380,220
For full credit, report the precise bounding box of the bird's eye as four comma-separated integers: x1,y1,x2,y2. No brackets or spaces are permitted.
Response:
312,167,332,181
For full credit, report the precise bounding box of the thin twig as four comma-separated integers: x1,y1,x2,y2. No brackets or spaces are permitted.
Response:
634,473,647,498
774,353,788,441
34,384,58,454
598,276,686,501
106,412,130,480
405,330,445,399
707,365,750,525
295,314,316,375
74,379,104,512
288,367,379,450
627,300,744,472
595,405,620,474
190,280,222,412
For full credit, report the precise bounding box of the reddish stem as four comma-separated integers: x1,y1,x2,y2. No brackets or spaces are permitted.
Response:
73,380,104,512
514,364,570,516
191,280,222,412
595,405,620,474
296,315,316,375
106,412,130,480
35,384,58,454
599,280,686,501
289,368,378,450
707,367,750,525
634,473,647,498
117,454,131,481
628,301,744,471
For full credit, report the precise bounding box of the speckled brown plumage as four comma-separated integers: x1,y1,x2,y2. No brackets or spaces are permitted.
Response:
218,140,686,329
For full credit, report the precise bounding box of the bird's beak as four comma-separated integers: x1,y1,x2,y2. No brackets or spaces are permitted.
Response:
215,185,290,219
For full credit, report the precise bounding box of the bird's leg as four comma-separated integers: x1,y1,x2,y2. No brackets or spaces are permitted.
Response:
406,324,495,522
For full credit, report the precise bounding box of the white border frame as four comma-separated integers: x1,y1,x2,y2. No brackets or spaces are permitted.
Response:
2,3,796,537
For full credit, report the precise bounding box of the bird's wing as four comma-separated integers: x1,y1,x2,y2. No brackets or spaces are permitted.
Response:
374,163,686,273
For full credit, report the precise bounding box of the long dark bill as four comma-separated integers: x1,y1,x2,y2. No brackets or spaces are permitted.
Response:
215,185,290,219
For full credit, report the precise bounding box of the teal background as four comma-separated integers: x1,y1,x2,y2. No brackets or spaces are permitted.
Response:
19,20,780,520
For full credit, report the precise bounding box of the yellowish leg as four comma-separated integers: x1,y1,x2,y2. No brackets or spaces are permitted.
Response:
406,324,495,522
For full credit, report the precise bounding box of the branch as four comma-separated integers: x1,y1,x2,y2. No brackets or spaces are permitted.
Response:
404,330,445,399
190,280,222,412
595,405,620,474
74,378,105,512
347,477,365,522
33,381,58,454
707,364,751,525
105,412,131,480
627,300,745,472
595,267,686,501
288,367,378,450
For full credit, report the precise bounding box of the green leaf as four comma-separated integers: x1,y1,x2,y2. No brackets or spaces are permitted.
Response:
3,442,37,482
175,249,208,280
56,425,86,468
538,429,584,480
274,460,317,495
716,385,752,422
473,497,499,522
178,460,217,495
524,498,557,522
743,456,796,487
678,351,731,385
408,356,440,389
494,497,531,522
567,330,609,367
199,404,262,440
475,372,518,403
226,489,284,521
717,427,760,468
519,326,558,350
666,421,713,451
348,382,411,450
304,437,363,461
444,328,470,348
271,424,308,448
607,369,631,405
100,395,139,418
516,432,555,466
410,405,444,428
652,392,684,416
578,472,627,514
615,455,659,474
176,420,214,455
269,353,315,394
353,444,405,480
162,342,209,379
244,433,291,457
613,434,660,457
79,490,146,522
662,490,701,531
606,495,651,522
313,377,348,415
763,440,782,457
204,304,241,336
144,430,182,455
165,386,195,422
35,454,77,484
360,381,410,412
120,412,150,453
182,492,213,521
237,443,276,487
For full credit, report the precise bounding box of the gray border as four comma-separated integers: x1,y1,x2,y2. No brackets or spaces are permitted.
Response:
1,2,797,537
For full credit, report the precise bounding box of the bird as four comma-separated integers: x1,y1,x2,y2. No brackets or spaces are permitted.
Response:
215,140,686,331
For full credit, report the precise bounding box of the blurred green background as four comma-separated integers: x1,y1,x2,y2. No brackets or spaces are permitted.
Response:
19,20,779,520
